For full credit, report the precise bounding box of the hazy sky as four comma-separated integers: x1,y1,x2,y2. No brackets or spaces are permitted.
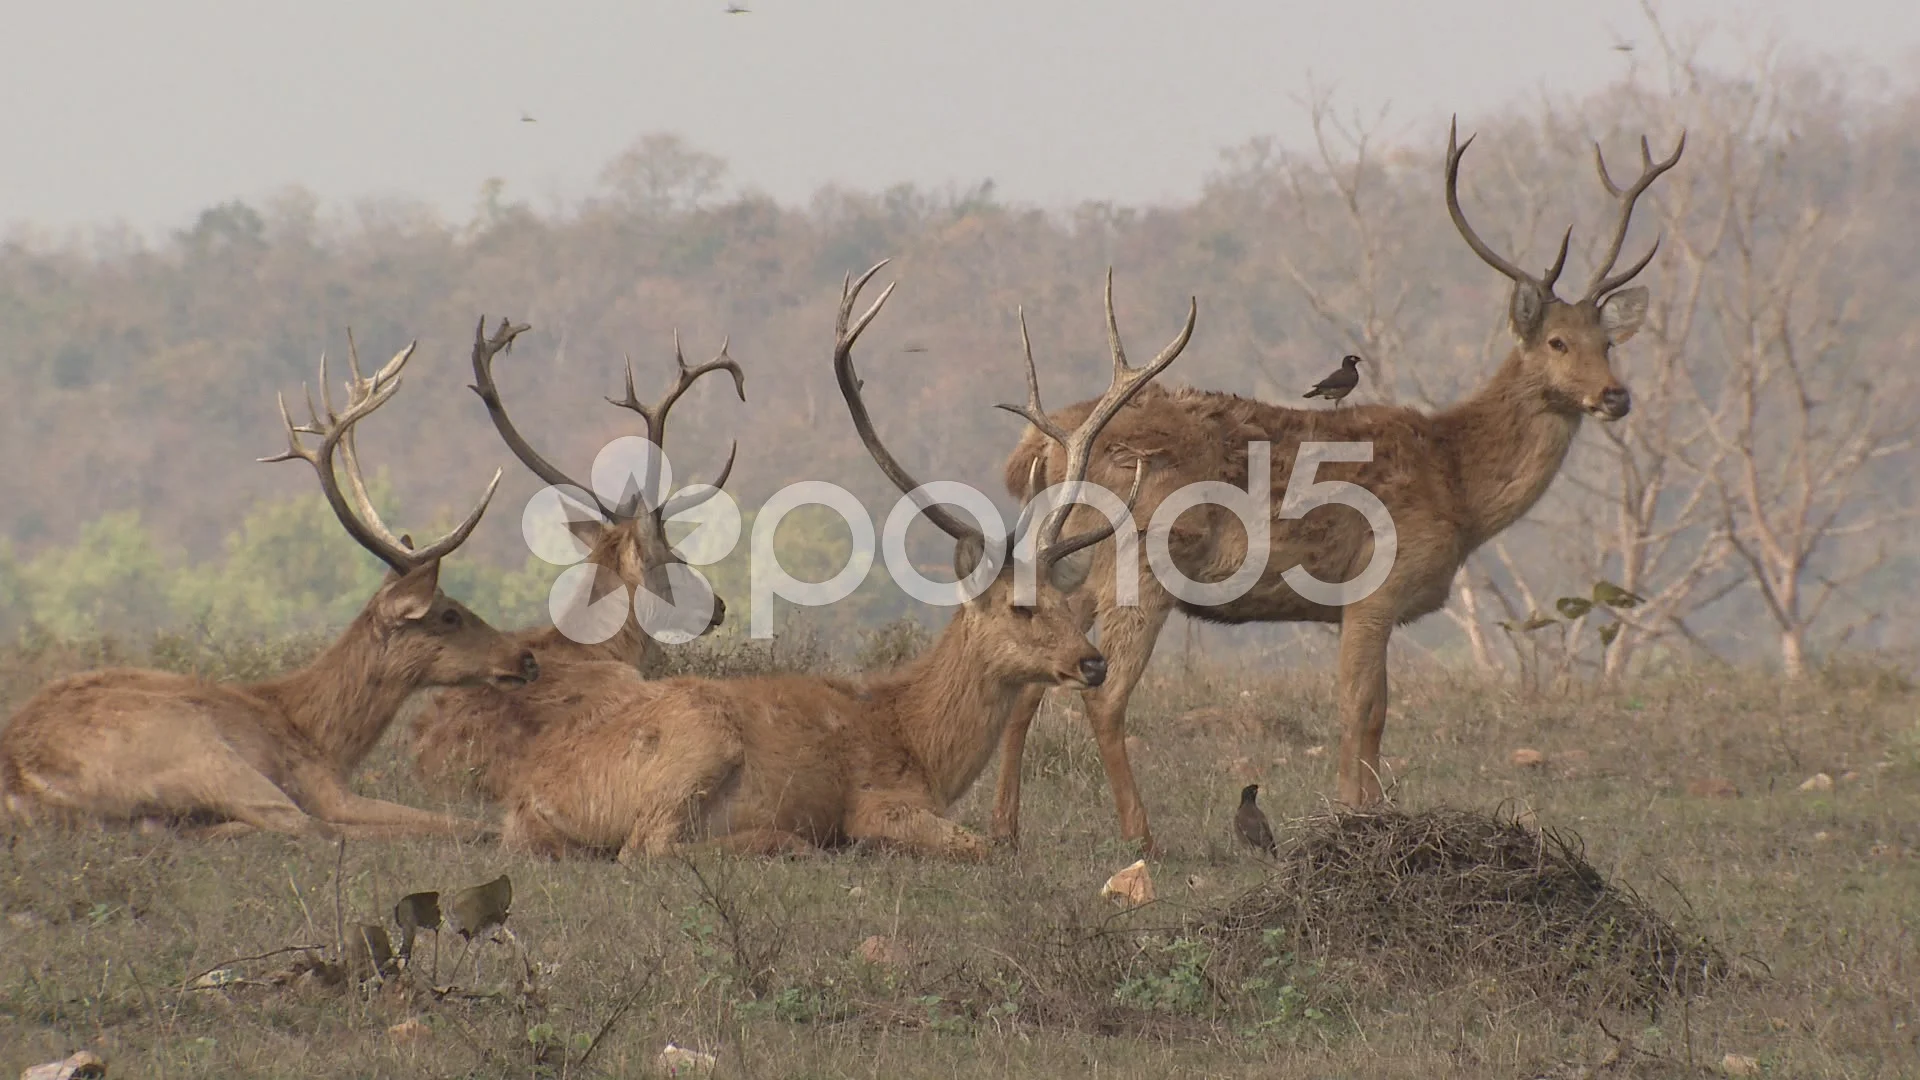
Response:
6,0,1915,236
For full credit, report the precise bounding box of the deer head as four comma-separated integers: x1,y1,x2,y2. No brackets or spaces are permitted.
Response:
467,317,744,643
1446,118,1684,421
834,263,1194,690
261,334,539,689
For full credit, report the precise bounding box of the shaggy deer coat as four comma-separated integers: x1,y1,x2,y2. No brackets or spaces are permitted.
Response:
991,120,1684,851
1,339,537,840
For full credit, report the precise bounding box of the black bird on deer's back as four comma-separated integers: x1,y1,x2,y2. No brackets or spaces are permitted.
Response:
1234,783,1277,856
1303,354,1363,406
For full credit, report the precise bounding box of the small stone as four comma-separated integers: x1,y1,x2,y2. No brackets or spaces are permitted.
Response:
1509,748,1546,768
657,1043,717,1076
1798,772,1833,792
1811,831,1832,843
1303,745,1326,758
20,1052,106,1080
846,885,866,899
1686,777,1740,799
387,1017,431,1044
1100,859,1154,907
1840,770,1860,783
1720,1052,1761,1076
856,935,904,967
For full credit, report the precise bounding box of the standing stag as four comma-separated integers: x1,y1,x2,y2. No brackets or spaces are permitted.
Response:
495,263,1195,860
408,317,742,797
0,338,538,839
993,119,1683,852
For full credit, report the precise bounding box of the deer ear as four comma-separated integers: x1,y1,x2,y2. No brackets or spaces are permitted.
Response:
1046,549,1093,594
375,561,439,622
1599,287,1649,344
1507,282,1546,342
952,534,986,582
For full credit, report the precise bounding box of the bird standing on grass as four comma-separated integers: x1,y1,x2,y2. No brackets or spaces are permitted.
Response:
1234,784,1277,857
1303,354,1363,407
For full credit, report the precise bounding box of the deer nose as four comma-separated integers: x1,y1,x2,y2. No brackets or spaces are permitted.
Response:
1600,386,1632,418
1078,656,1108,688
518,652,540,683
711,594,727,627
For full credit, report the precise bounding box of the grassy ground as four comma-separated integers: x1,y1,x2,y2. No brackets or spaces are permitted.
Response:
1,627,1916,1078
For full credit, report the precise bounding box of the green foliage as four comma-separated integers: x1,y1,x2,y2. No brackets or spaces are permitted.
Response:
17,511,180,637
169,491,389,631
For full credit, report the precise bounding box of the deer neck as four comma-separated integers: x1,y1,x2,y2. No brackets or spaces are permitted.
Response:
253,615,441,775
871,612,1031,810
1436,350,1583,546
514,618,657,672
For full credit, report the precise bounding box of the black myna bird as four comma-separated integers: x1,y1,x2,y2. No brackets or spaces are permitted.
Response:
1303,354,1363,407
1233,783,1277,857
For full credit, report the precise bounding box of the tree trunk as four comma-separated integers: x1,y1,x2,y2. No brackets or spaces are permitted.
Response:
1780,628,1806,680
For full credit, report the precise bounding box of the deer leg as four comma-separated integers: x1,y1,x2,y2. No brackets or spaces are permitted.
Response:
988,684,1047,847
614,737,745,863
1335,611,1394,806
292,769,497,841
137,746,340,839
1079,596,1171,854
847,796,990,862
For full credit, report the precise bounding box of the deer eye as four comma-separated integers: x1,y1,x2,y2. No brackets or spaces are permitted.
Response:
439,608,462,628
1011,603,1036,619
1548,337,1569,353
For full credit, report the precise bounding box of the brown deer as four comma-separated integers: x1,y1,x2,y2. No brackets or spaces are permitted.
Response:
991,119,1684,852
0,338,539,840
494,263,1195,860
407,318,742,797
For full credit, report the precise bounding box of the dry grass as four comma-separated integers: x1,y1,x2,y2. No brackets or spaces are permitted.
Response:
2,628,1917,1078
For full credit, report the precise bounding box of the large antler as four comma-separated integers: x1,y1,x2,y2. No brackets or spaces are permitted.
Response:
263,333,501,574
832,261,984,546
604,332,747,517
466,315,585,498
1446,116,1572,297
1582,131,1686,302
468,315,745,522
998,270,1197,571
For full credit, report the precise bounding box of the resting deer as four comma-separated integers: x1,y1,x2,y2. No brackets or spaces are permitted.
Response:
0,338,538,839
992,118,1684,852
495,263,1195,860
408,317,742,797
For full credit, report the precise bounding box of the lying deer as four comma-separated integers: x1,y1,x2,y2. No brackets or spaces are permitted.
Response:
495,263,1195,860
0,338,538,840
408,318,742,798
992,118,1684,852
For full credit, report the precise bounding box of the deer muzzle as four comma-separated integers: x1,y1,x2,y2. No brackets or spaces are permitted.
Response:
1592,386,1632,420
494,650,540,687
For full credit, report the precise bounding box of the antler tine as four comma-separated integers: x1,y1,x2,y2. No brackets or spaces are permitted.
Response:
1583,130,1686,302
466,314,595,508
605,332,747,511
832,260,981,545
401,466,505,567
334,341,421,557
1445,116,1562,293
658,440,738,518
990,309,1074,446
1034,275,1197,561
258,341,422,574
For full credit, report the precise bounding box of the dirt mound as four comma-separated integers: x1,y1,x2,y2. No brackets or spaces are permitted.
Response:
1208,805,1726,1007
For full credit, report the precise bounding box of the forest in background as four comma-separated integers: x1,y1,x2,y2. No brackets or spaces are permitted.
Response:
1,31,1915,677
